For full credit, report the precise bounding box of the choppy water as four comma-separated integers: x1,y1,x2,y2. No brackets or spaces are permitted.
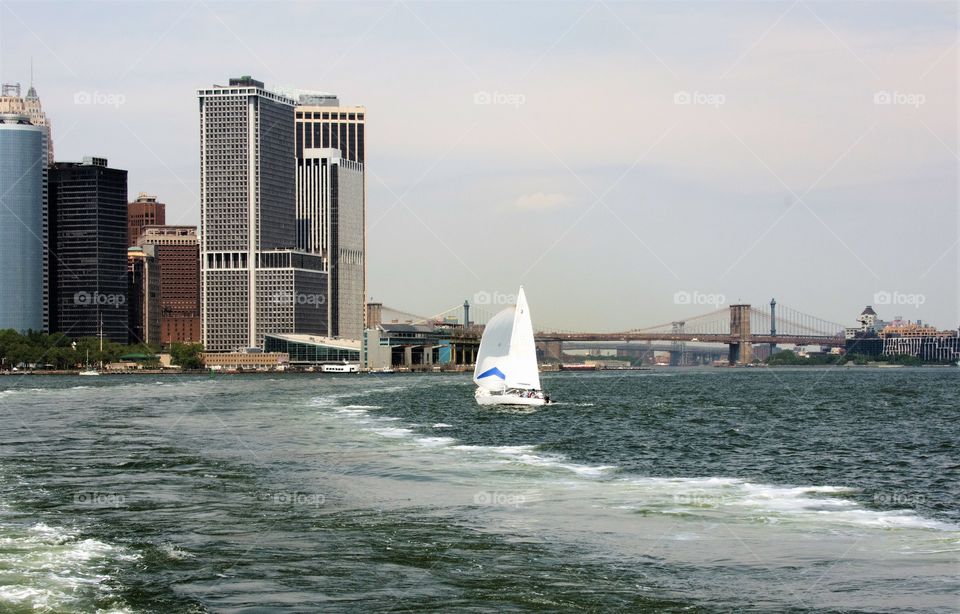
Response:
0,369,957,612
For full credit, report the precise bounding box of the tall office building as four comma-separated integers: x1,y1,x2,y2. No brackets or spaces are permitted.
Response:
294,94,366,340
0,80,53,163
199,76,327,351
0,113,46,332
137,226,201,344
127,246,160,344
128,192,166,246
49,157,128,343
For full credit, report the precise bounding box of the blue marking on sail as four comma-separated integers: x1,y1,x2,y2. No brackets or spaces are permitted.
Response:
477,367,506,380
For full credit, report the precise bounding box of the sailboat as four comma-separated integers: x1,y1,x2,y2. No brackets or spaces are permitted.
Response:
79,315,103,376
473,287,548,406
79,348,99,376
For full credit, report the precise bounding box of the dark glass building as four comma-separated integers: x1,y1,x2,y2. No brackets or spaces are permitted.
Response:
49,157,129,343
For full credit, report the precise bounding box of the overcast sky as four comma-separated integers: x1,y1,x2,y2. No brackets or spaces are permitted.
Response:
2,1,956,331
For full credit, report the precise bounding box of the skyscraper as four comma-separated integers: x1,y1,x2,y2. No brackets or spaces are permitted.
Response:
128,192,166,246
49,157,128,343
294,94,366,340
137,226,201,344
199,76,327,351
0,113,46,332
0,80,54,163
127,246,159,344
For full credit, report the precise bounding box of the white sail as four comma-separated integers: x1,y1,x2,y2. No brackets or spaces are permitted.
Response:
507,287,541,390
473,286,541,392
473,306,515,391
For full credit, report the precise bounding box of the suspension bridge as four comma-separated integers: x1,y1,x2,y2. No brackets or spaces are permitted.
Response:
374,299,846,365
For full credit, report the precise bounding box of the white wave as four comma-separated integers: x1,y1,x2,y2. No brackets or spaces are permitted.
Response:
0,388,45,396
343,404,382,410
371,427,414,438
623,476,957,531
0,521,137,611
157,542,194,560
416,437,457,447
432,423,453,428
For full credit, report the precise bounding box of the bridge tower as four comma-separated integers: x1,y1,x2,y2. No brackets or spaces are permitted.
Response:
538,340,564,362
670,321,686,366
463,300,470,327
769,298,777,356
728,304,753,365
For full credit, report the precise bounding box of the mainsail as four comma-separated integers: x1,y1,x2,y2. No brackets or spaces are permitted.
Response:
473,287,541,391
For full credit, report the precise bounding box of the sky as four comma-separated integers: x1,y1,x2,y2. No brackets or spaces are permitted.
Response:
1,0,957,332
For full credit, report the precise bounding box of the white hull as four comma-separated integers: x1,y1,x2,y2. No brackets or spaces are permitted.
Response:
78,370,100,376
321,364,359,373
475,389,546,407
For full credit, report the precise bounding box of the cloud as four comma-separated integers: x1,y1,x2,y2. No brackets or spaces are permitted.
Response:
515,192,570,210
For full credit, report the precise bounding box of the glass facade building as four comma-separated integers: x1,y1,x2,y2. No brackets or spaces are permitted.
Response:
263,333,360,364
0,114,45,332
49,158,129,343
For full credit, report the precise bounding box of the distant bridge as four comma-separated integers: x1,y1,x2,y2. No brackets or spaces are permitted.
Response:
375,299,845,365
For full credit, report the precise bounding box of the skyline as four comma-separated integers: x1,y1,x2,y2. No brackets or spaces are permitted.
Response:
1,1,957,331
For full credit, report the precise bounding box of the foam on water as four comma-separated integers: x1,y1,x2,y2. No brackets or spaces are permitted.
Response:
157,542,194,560
317,397,959,534
0,518,137,612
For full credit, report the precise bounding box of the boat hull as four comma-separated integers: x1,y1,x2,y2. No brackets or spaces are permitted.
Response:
475,389,546,407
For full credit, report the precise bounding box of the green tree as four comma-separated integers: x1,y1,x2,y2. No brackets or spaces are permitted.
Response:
170,343,204,369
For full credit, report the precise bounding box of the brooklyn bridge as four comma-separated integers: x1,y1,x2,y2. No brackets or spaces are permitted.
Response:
375,299,846,366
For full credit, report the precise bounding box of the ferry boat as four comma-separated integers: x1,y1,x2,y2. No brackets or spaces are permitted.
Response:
321,363,359,373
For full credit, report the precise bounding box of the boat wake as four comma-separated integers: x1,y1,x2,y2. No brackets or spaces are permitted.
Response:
311,395,959,534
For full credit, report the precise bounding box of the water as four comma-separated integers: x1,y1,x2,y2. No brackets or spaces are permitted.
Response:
0,369,957,612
